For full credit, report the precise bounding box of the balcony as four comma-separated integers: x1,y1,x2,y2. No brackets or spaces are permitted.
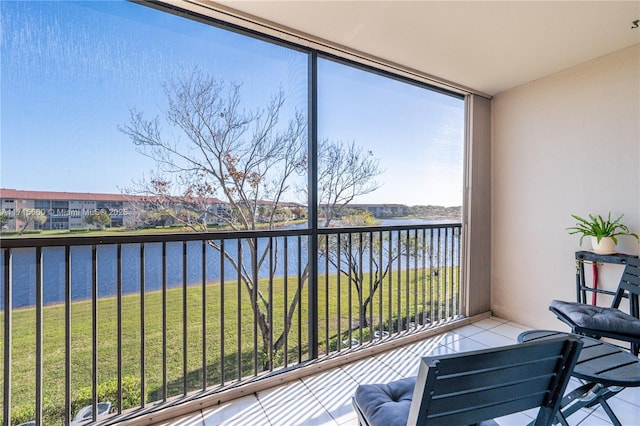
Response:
1,222,463,425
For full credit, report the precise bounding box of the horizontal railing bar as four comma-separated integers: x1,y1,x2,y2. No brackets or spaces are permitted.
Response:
315,223,461,235
0,222,462,248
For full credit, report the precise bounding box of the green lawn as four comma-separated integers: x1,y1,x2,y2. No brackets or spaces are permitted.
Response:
1,269,458,425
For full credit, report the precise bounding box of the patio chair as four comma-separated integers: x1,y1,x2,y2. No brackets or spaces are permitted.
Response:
550,255,640,356
352,336,582,426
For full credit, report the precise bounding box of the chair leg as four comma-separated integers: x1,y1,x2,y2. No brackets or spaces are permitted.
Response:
598,397,622,426
555,411,570,426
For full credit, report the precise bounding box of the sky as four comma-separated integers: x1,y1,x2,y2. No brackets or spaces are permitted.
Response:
1,0,465,207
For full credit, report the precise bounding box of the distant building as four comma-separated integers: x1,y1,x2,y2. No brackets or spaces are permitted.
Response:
0,188,143,231
0,188,306,231
344,204,409,218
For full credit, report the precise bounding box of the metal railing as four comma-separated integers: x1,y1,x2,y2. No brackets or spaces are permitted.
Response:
1,222,461,425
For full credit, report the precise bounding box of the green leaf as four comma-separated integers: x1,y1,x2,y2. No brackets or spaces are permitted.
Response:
566,212,639,246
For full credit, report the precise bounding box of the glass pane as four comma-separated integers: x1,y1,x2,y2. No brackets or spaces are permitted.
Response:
1,1,310,421
317,58,465,228
1,1,308,234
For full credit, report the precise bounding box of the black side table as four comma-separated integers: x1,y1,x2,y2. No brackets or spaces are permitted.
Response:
574,251,638,305
519,330,640,426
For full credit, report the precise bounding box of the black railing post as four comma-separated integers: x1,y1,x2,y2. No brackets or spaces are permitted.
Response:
202,240,209,391
252,237,258,375
139,243,146,408
297,237,303,363
216,240,222,387
161,242,168,400
283,237,289,366
65,246,72,422
182,241,188,396
91,245,98,422
116,244,123,414
336,233,342,350
3,248,12,426
236,241,242,381
35,247,43,425
324,234,329,352
268,237,274,371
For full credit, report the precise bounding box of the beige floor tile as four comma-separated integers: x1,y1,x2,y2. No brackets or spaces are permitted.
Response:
201,394,269,426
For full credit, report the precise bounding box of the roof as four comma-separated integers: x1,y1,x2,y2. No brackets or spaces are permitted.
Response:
0,188,223,204
0,188,136,202
0,189,304,207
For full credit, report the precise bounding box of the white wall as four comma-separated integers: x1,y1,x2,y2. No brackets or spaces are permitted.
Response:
491,44,640,329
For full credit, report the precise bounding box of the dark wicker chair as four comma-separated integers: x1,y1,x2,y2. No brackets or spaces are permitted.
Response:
352,336,582,426
550,256,640,356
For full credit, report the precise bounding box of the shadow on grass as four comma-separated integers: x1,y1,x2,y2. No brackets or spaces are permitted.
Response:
153,309,448,402
148,344,311,403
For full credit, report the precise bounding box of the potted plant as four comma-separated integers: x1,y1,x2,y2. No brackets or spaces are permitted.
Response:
567,212,639,254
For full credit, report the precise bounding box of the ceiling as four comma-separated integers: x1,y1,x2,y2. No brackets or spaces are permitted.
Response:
212,1,640,96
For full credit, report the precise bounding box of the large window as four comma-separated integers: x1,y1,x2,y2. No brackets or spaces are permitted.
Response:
2,1,464,234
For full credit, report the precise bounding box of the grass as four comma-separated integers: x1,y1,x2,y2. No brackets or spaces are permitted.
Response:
0,268,458,425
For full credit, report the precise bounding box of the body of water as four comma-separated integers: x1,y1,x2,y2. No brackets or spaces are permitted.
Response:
1,219,460,308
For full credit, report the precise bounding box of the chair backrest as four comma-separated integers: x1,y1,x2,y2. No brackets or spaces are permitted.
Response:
406,336,582,426
612,256,640,318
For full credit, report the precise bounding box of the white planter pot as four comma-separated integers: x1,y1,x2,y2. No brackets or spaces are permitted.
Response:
591,236,616,254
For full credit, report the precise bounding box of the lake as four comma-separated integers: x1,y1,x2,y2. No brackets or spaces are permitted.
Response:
1,219,460,308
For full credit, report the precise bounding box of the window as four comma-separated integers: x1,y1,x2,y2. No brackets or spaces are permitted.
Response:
2,1,309,228
2,1,466,235
317,59,465,228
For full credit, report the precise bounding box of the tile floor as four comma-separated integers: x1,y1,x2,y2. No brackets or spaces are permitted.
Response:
160,317,640,426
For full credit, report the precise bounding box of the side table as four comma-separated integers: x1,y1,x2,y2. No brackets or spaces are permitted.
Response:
518,329,640,426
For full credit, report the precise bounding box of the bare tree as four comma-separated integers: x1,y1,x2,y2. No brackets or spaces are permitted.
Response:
120,69,382,369
319,211,422,336
317,140,381,225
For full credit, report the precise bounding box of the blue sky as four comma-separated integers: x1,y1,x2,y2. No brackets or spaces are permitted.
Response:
1,0,464,206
